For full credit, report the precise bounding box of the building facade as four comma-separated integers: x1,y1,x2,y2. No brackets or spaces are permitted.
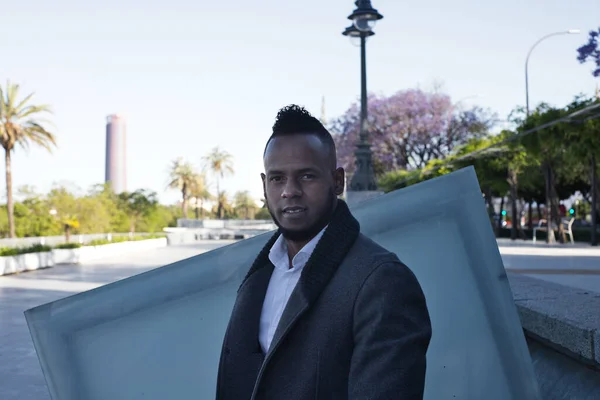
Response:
105,114,127,193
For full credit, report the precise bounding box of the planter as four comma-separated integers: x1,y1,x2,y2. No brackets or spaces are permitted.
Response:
53,248,83,264
0,256,17,275
0,251,54,276
22,252,54,271
0,238,167,276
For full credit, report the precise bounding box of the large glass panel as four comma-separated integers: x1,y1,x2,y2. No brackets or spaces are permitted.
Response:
25,166,540,399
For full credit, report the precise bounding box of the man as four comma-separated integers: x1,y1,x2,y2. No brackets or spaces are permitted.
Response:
216,105,431,400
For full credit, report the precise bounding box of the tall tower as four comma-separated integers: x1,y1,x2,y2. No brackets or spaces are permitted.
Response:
105,114,127,193
320,95,326,125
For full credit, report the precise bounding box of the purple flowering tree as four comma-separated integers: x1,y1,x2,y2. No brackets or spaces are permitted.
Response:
330,89,494,175
577,28,600,77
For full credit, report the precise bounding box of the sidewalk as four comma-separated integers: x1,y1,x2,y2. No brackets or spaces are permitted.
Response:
497,239,600,294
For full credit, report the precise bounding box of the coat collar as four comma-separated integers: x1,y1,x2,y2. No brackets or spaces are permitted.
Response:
240,199,361,399
240,199,360,294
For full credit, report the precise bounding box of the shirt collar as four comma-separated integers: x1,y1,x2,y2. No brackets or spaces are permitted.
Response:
268,226,327,272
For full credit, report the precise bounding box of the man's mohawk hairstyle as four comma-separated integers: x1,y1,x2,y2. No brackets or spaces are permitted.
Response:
272,104,326,135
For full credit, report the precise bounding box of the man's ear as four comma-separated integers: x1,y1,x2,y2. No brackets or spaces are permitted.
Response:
261,172,267,192
333,167,345,196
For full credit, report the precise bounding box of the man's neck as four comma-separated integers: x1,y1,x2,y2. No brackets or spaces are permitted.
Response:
285,238,312,263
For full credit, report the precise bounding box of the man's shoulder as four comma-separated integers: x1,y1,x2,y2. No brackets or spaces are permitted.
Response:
337,233,410,280
347,233,400,265
336,233,421,294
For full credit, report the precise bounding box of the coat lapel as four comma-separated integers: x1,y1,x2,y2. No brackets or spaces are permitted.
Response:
233,264,274,354
246,200,360,399
221,264,273,399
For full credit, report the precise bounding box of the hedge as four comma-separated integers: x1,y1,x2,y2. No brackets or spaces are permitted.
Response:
0,234,166,256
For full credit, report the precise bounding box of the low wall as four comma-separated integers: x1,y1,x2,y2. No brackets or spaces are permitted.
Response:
164,227,272,244
508,273,600,397
0,238,167,276
0,232,158,248
176,219,275,229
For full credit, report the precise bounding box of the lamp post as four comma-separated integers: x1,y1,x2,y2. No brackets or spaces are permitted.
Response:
524,29,580,244
525,29,580,116
342,1,382,198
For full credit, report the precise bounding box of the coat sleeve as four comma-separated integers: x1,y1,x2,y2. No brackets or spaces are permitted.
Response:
348,261,432,399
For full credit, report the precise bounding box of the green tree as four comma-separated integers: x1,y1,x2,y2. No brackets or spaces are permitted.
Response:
167,157,197,218
202,147,234,219
255,207,272,220
189,173,212,219
519,163,546,229
212,191,234,219
493,130,533,240
254,198,272,220
233,190,257,219
563,96,600,245
137,204,179,232
17,191,57,237
60,215,79,242
118,189,159,233
0,81,56,238
450,136,508,233
518,105,563,242
87,183,128,232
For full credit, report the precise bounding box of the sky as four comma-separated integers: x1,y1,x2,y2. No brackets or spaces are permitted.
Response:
2,0,599,205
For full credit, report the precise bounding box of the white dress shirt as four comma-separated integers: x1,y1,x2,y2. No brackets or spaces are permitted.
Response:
259,228,326,354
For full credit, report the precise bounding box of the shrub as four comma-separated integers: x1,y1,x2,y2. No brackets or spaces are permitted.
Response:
0,244,52,256
55,242,82,249
86,234,165,247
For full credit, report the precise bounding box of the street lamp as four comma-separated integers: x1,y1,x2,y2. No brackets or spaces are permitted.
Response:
524,29,580,244
343,0,383,194
525,29,580,116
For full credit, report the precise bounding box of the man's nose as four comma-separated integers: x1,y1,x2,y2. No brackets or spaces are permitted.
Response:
281,180,302,198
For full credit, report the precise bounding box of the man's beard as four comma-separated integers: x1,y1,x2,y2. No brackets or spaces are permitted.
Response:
267,189,337,242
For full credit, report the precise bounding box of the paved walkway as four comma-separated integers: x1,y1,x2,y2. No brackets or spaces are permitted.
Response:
0,241,234,400
497,239,600,294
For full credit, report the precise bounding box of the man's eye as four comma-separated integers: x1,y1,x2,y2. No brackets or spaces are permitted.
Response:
270,176,283,182
301,174,315,180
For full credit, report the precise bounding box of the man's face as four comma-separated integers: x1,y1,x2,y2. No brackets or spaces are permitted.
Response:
261,134,345,242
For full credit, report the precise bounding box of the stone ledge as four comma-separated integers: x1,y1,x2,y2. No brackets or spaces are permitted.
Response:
507,273,600,368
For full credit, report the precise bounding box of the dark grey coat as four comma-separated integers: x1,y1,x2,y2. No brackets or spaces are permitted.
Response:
216,200,431,400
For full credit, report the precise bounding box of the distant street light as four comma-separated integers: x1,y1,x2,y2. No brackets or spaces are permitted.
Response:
525,29,580,116
524,29,580,244
342,0,383,193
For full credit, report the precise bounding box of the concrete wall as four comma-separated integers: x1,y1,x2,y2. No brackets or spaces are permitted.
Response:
509,273,600,398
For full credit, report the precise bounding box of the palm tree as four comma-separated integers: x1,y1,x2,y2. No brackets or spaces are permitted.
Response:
167,157,197,218
214,191,234,219
0,82,56,238
202,147,234,219
233,190,257,219
189,172,213,219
